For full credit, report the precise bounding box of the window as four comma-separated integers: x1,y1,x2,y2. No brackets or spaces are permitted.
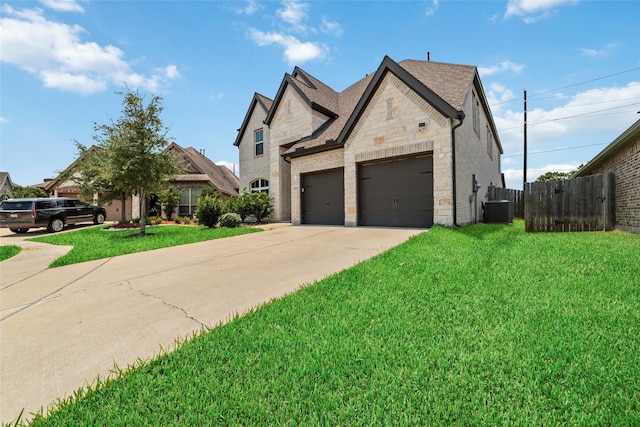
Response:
255,129,264,156
250,179,269,194
179,188,202,216
472,92,480,135
486,126,494,160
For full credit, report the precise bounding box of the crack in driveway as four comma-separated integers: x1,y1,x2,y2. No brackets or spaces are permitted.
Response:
126,281,207,329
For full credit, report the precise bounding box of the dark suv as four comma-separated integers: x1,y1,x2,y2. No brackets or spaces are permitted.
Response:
0,197,107,233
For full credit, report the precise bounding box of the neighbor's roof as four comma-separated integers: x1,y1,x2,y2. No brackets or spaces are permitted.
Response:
573,118,640,177
168,143,239,195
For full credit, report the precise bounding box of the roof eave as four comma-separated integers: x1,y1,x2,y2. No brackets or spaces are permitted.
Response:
573,118,640,177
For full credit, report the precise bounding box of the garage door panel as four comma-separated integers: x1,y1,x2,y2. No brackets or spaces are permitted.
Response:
359,155,433,228
302,168,345,225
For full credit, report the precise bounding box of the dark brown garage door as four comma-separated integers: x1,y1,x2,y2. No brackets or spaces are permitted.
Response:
359,155,433,227
301,168,345,225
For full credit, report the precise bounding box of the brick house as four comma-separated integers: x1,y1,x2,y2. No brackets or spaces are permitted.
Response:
235,56,503,227
45,143,239,220
573,118,640,234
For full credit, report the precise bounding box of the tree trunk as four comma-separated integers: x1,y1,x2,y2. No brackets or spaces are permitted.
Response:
120,193,127,223
139,188,147,236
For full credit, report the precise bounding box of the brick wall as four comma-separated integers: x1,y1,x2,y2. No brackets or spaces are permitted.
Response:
587,138,640,234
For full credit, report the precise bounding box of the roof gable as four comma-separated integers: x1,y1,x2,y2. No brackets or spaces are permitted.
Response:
264,69,338,126
166,143,239,195
233,92,272,147
336,56,465,146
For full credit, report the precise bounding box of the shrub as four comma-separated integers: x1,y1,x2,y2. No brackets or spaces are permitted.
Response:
219,213,242,228
160,186,181,220
247,191,273,223
196,195,222,228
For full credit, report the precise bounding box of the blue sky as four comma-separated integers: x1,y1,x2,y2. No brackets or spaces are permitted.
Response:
1,0,639,190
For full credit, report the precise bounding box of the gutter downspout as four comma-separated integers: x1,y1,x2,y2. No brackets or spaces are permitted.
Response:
451,113,464,227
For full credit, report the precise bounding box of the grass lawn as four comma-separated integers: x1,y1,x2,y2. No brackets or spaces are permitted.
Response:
26,221,640,426
0,245,20,261
28,225,261,268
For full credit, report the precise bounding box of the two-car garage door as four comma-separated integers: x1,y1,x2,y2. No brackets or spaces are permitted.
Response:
301,155,434,227
359,155,434,228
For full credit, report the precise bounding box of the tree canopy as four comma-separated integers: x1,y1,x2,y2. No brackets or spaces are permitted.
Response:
73,88,182,235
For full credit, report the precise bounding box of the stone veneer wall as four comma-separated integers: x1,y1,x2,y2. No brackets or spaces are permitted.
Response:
453,86,503,225
237,103,270,195
343,72,454,226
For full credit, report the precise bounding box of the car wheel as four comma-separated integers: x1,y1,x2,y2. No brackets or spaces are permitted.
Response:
48,217,65,233
93,212,106,225
10,228,29,234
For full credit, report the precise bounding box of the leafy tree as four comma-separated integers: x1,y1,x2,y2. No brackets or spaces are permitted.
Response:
535,164,584,182
12,185,46,198
160,186,180,220
535,171,573,182
82,88,182,236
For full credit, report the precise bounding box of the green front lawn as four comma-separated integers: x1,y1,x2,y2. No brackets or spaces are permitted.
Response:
29,225,261,268
0,245,21,261
27,221,640,426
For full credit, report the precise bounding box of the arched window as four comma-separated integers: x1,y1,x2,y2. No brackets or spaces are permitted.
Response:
250,179,269,194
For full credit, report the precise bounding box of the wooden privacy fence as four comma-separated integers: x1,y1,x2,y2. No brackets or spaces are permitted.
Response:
524,173,615,232
487,186,524,219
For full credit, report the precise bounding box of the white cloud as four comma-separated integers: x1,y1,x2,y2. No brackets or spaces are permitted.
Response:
39,0,84,13
0,5,176,95
425,0,439,17
495,82,640,152
0,117,8,124
234,0,261,15
277,0,309,32
320,17,343,37
478,60,524,77
249,28,326,65
579,43,620,58
164,65,180,79
505,0,579,23
502,162,582,189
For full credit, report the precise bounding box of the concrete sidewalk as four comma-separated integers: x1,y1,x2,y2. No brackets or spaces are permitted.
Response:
0,225,422,423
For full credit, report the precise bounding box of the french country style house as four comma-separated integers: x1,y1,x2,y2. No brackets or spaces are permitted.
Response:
235,55,504,227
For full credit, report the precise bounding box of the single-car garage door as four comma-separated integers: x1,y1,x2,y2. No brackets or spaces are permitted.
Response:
359,155,433,227
301,168,345,225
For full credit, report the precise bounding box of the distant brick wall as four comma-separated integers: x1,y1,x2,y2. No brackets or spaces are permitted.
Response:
587,139,640,234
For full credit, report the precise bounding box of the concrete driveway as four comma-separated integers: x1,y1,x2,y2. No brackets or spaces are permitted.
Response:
0,224,423,423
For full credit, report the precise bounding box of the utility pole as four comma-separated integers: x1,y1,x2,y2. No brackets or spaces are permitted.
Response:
523,89,527,191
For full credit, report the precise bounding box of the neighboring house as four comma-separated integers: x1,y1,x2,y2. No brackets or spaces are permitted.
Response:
45,143,239,220
0,172,14,200
573,118,640,234
234,55,503,227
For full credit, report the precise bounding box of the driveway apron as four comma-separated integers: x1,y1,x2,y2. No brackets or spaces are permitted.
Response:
0,225,422,423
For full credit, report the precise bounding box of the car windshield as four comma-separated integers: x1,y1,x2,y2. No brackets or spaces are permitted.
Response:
1,201,33,210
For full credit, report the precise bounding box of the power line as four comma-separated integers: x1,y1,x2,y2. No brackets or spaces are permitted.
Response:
496,103,639,132
488,67,640,107
503,142,609,158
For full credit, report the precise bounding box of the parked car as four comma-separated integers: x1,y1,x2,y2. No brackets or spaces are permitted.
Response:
0,197,106,233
